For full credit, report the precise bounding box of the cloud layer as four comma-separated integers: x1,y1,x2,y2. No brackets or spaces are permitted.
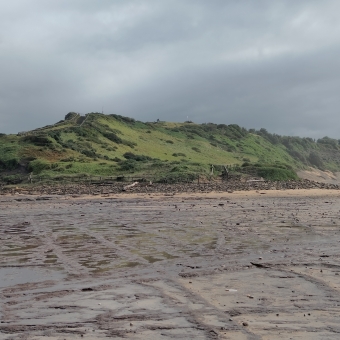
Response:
1,0,340,137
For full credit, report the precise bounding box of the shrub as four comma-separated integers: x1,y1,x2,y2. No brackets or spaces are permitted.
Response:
110,114,135,124
81,150,97,158
0,158,19,170
171,165,188,172
172,153,186,157
308,151,324,168
157,172,197,184
22,135,52,147
28,159,50,174
1,175,23,184
166,140,174,144
71,127,91,138
192,147,200,153
152,160,165,167
288,150,306,163
257,167,298,181
54,166,65,172
123,152,151,162
119,159,140,172
60,157,75,162
317,136,338,149
121,140,137,148
65,112,78,120
47,131,62,143
226,145,236,152
103,132,123,144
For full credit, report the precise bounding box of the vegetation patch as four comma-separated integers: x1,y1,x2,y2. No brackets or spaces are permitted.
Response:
2,112,340,179
123,152,152,162
28,159,51,174
241,162,298,181
256,167,298,181
22,135,53,147
0,158,19,171
119,160,141,172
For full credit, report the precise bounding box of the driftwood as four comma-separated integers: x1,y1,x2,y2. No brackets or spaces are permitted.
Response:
246,179,265,183
122,182,139,191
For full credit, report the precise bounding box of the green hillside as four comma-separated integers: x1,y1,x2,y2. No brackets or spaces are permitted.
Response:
1,112,340,182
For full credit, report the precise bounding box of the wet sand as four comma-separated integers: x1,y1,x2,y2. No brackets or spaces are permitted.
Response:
1,189,340,339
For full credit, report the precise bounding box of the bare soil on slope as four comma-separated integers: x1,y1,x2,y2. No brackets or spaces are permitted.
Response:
298,168,340,185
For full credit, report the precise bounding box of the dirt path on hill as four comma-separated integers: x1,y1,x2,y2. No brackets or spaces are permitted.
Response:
1,191,340,339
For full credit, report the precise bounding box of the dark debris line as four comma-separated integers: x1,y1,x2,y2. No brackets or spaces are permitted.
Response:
1,179,339,196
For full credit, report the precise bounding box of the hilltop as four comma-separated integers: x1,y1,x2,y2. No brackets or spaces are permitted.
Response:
1,112,340,183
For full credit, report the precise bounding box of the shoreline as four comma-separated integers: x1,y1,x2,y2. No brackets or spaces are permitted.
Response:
2,187,340,201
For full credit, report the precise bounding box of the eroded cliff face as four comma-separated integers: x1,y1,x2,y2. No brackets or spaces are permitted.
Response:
298,167,340,184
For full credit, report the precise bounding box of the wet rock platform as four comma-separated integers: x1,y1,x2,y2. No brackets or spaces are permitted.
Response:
1,190,340,339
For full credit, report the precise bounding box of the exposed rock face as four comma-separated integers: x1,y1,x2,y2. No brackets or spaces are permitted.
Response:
1,179,339,196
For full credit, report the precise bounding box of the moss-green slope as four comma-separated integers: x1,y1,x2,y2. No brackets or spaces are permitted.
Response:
1,112,340,181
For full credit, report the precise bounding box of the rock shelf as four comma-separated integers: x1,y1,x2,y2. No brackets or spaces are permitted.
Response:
1,178,339,196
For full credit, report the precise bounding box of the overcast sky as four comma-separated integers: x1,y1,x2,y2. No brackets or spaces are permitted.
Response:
1,0,340,137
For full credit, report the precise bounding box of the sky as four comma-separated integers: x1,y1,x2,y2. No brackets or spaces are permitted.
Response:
1,0,340,138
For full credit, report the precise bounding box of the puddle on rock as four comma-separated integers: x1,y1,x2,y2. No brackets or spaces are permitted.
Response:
143,255,163,263
0,267,65,288
116,261,141,268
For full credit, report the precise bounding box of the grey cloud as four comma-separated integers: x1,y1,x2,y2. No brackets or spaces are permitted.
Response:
0,0,340,138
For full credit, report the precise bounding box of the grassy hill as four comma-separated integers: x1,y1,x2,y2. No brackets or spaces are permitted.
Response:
1,112,340,183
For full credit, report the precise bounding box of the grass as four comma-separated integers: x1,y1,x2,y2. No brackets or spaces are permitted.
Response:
0,135,23,170
1,112,340,180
